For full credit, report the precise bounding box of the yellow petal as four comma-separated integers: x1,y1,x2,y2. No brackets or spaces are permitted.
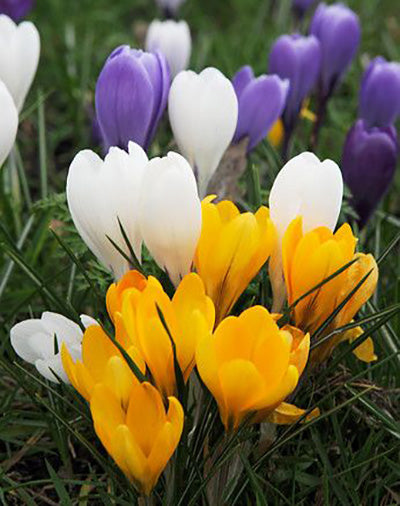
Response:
268,402,320,424
267,118,284,147
106,270,147,321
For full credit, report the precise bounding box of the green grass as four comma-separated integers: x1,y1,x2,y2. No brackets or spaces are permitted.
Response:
1,0,400,504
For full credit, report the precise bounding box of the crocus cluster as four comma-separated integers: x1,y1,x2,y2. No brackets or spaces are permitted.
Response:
12,144,379,495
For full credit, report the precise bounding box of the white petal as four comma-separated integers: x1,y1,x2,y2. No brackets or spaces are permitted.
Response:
41,312,83,348
0,80,18,166
0,16,40,111
168,67,238,197
269,151,343,238
139,151,202,286
80,314,98,328
66,143,147,279
10,319,49,363
146,20,191,78
35,356,69,384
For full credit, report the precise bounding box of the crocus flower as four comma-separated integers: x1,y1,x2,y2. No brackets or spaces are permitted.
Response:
359,57,400,129
282,217,378,364
145,20,191,79
168,67,238,197
66,142,148,279
0,80,18,166
269,34,321,133
292,0,316,17
0,0,34,21
310,3,360,98
194,197,276,324
121,273,215,396
90,382,183,495
342,119,398,227
0,14,40,111
196,305,310,431
155,0,186,17
139,152,202,287
95,46,170,151
232,65,289,152
269,152,343,310
11,312,96,383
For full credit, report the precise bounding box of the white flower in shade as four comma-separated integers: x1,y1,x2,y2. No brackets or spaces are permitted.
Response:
66,142,147,280
139,151,202,286
168,67,238,197
0,14,40,111
10,312,97,383
145,20,191,79
268,151,343,310
0,80,18,167
155,0,186,15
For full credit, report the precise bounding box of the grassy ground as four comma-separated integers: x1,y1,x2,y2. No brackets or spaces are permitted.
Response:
1,0,400,504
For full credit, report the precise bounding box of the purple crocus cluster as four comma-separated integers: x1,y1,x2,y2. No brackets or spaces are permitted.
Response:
0,0,34,20
342,58,400,227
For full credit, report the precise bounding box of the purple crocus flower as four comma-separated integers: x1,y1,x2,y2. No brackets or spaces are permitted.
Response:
269,34,321,132
292,0,316,17
310,3,360,98
359,57,400,129
0,0,34,20
95,46,170,152
342,119,398,227
232,66,288,152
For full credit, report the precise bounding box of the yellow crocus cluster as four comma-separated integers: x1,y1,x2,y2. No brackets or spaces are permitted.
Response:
282,217,378,363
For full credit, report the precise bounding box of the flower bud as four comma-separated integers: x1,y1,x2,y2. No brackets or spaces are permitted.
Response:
11,312,96,383
95,46,170,151
155,0,185,17
359,57,400,128
232,65,288,152
0,0,34,21
0,80,18,166
269,34,321,131
342,119,398,227
145,20,191,79
139,152,202,286
310,3,360,97
66,142,148,279
0,14,40,110
168,67,238,197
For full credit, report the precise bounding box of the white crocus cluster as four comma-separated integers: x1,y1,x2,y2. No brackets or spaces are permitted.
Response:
67,141,202,288
268,152,344,311
0,14,40,167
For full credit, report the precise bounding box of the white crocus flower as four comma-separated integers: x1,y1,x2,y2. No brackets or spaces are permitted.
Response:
10,312,97,384
168,67,238,197
145,20,191,79
268,151,343,311
66,142,147,280
0,14,40,111
139,151,202,286
0,80,18,166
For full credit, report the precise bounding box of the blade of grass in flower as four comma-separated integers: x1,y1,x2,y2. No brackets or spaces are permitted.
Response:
156,304,186,404
239,452,268,506
247,164,262,209
117,217,143,274
105,234,136,271
37,89,48,200
376,230,400,265
45,460,72,503
311,268,374,342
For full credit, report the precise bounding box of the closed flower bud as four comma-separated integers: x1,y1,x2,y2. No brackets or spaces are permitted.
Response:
282,217,378,364
342,119,398,227
168,67,238,197
0,80,18,166
195,197,276,324
196,305,310,431
310,3,360,97
66,142,148,279
269,34,321,131
11,312,96,383
232,65,289,152
0,0,34,21
95,46,170,151
90,382,183,495
139,152,202,286
0,14,40,111
145,20,191,79
359,57,400,128
269,152,343,311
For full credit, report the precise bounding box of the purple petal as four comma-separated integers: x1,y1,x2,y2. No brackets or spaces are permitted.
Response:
232,66,254,99
0,0,34,20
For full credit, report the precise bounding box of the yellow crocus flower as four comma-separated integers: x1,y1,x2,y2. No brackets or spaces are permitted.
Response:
121,272,215,397
90,381,184,496
61,324,146,406
196,305,310,431
194,197,276,324
106,269,148,321
282,217,378,364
